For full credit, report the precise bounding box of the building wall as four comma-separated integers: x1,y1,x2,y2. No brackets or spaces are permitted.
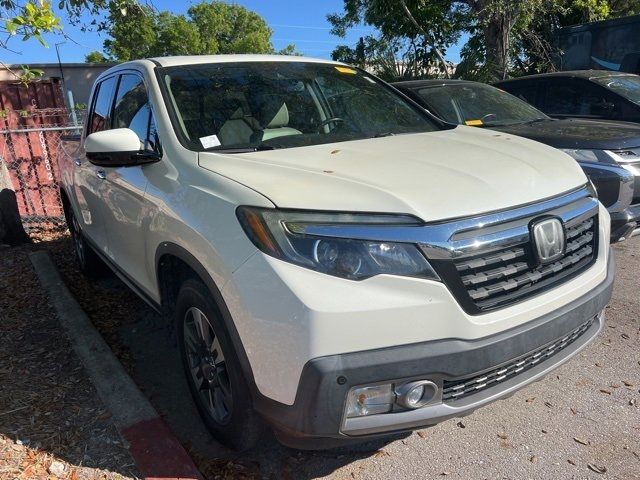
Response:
0,63,115,106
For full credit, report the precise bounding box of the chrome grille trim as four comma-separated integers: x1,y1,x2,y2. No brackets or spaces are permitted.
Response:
442,317,595,402
289,186,595,260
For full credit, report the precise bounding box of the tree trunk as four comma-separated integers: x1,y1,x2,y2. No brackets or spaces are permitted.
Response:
0,157,30,245
472,0,522,81
483,15,511,81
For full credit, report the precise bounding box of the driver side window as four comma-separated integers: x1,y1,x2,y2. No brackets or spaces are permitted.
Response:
113,74,161,153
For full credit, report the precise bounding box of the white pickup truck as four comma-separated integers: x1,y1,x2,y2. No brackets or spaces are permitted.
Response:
59,55,614,450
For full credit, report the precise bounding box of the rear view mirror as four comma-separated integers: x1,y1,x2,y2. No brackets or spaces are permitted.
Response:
85,128,161,167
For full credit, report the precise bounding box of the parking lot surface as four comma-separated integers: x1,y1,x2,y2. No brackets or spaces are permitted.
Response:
0,242,138,480
7,234,638,479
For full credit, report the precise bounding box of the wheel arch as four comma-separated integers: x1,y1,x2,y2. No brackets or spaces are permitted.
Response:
154,242,258,391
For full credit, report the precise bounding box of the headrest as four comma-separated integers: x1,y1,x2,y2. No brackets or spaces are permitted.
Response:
255,94,290,128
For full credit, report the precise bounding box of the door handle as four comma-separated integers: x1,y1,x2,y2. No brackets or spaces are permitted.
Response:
74,159,81,166
96,169,106,180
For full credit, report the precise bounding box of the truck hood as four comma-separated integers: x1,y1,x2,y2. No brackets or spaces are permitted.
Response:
198,126,587,222
492,118,640,150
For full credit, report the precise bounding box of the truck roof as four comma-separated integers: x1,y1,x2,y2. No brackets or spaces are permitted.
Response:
148,54,340,68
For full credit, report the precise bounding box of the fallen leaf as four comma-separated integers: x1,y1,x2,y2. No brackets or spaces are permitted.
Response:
541,429,548,434
623,380,634,387
595,363,602,367
600,389,612,395
497,433,508,440
621,333,630,339
574,437,589,446
568,459,576,466
544,401,553,408
529,455,537,463
570,407,578,415
417,431,427,438
587,464,607,474
525,397,536,403
456,421,466,429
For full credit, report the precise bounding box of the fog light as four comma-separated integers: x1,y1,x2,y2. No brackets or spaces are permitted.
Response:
395,380,438,409
346,384,394,418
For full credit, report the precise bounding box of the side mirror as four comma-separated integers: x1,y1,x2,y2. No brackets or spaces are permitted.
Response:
84,128,161,167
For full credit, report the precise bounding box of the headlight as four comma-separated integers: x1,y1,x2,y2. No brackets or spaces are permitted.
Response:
560,148,600,162
236,207,439,281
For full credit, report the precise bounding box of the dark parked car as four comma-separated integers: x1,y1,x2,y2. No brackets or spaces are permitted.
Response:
394,79,640,242
493,70,640,123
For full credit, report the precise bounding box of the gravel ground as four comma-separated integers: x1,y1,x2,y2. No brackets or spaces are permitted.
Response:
43,234,640,480
0,240,139,480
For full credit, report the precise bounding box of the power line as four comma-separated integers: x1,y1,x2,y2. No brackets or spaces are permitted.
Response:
271,23,375,33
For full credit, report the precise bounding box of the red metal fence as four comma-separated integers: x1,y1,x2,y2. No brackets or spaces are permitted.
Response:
0,78,82,234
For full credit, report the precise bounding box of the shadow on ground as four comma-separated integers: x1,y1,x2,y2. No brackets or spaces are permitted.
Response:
44,234,402,479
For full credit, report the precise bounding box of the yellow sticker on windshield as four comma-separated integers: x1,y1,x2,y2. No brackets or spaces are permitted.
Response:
465,119,483,126
335,66,357,74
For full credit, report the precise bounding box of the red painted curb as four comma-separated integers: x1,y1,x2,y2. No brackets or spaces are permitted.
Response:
122,417,204,480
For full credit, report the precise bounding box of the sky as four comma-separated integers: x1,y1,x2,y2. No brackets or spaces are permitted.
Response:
2,0,465,65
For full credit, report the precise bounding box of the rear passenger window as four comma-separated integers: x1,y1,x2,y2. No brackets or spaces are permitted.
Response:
545,80,616,116
113,74,160,153
89,76,117,134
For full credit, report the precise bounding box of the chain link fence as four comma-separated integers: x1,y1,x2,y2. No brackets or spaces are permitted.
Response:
0,108,86,237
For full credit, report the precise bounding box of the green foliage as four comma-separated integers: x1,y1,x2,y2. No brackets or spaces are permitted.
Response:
5,0,61,46
328,0,463,78
331,0,640,81
84,50,108,63
103,1,288,61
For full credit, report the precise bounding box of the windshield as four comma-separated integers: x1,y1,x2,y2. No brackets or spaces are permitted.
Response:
592,75,640,105
161,61,440,152
414,83,548,127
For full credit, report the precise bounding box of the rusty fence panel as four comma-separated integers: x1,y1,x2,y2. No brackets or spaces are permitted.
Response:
0,122,83,235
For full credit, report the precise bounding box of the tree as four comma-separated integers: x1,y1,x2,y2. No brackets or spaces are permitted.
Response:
329,0,462,79
85,50,108,63
103,1,296,61
330,0,640,81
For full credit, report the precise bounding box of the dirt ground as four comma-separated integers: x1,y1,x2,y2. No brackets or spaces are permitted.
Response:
0,240,139,480
1,232,638,479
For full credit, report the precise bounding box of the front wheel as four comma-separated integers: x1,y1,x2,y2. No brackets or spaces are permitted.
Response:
175,279,263,451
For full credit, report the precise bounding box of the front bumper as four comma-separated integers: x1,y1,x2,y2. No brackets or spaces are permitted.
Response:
611,203,640,242
255,252,614,449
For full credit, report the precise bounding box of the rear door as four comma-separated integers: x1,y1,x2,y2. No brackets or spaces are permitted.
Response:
74,75,117,252
98,72,161,295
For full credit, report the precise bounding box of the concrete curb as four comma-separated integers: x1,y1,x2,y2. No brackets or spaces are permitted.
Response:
29,250,204,480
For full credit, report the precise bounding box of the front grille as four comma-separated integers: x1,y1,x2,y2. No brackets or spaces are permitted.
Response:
457,216,597,311
442,316,595,402
426,190,600,314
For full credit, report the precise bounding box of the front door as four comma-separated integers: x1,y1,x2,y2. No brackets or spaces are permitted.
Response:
98,72,162,296
74,75,118,253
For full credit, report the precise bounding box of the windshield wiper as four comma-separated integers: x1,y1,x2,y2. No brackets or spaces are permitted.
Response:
372,132,395,138
204,143,277,153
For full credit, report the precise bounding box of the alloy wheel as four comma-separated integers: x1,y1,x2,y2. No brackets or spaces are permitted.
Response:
183,307,232,424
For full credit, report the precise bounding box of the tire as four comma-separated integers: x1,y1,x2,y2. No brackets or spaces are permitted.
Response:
66,207,104,278
175,279,263,451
